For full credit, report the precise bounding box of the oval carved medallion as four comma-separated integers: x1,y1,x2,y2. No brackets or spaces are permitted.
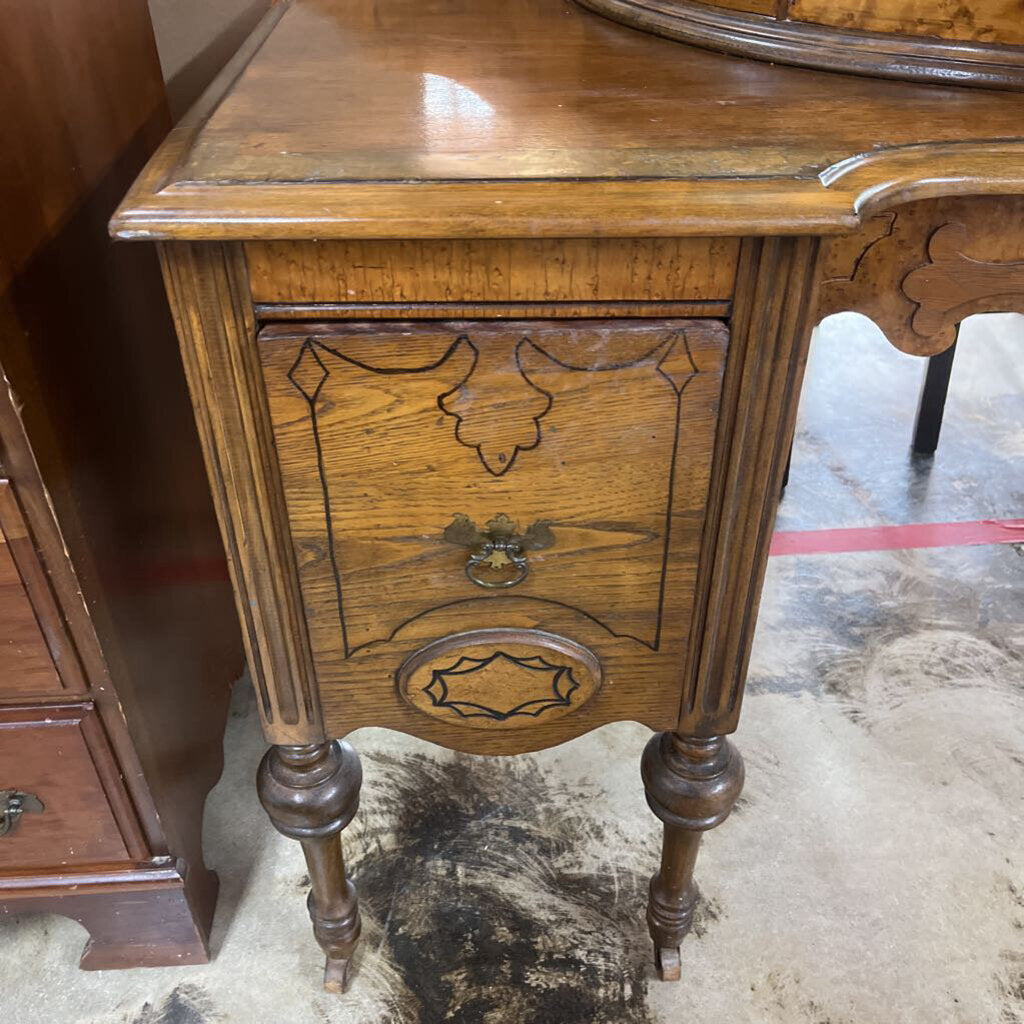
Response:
397,629,602,730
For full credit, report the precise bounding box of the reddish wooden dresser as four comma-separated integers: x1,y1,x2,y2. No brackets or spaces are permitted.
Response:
0,0,242,967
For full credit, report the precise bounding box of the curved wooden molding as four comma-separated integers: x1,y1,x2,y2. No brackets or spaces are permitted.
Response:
819,140,1024,219
111,150,1024,242
114,145,1024,242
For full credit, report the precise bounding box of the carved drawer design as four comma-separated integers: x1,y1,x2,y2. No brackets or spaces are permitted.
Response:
397,629,602,730
259,319,728,743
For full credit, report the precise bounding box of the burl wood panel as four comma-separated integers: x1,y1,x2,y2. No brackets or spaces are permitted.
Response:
259,319,727,753
714,0,775,12
245,239,740,306
0,705,130,869
0,484,61,695
787,0,1024,44
818,195,1024,355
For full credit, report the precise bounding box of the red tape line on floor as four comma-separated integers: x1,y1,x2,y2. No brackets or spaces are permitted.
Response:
770,518,1024,557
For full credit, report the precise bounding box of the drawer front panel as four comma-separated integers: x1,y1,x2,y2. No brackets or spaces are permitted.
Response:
260,319,727,745
246,238,740,306
0,482,62,696
0,705,131,869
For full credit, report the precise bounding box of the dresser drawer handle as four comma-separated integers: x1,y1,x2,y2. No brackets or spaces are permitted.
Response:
0,790,44,838
443,513,555,590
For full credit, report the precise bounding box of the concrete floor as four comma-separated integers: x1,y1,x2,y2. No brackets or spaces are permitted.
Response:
2,313,1022,1023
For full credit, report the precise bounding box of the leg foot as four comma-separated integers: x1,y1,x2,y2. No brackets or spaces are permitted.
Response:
654,944,682,982
258,741,362,993
323,955,352,994
641,733,743,981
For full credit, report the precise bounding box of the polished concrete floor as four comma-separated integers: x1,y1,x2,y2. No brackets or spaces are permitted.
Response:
2,314,1022,1024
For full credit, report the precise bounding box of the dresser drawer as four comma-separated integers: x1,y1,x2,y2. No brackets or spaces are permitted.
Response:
0,482,62,696
260,319,727,749
0,705,132,869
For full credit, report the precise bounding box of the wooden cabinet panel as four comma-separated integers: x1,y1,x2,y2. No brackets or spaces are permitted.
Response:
245,238,740,307
0,705,131,869
0,484,61,696
259,318,728,751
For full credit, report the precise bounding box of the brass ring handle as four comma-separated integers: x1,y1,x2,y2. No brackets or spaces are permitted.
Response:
0,790,44,838
444,513,555,591
465,545,530,589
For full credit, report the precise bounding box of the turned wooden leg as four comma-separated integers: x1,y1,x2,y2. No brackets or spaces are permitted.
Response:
641,732,744,981
257,741,362,993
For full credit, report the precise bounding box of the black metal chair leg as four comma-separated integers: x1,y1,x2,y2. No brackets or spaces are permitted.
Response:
912,334,958,456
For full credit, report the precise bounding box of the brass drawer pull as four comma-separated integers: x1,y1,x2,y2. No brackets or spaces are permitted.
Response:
0,790,44,838
443,513,555,589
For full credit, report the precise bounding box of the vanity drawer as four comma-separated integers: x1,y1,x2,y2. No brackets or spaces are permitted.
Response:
0,705,132,869
259,319,728,747
246,238,740,308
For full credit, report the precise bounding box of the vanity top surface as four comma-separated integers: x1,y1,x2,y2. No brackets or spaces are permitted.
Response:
113,0,1024,239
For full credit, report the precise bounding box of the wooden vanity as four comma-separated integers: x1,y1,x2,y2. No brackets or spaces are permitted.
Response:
113,0,1024,991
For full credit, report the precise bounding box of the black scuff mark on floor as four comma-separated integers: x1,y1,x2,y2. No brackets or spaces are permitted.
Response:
691,896,722,939
997,951,1024,1024
128,984,218,1024
350,749,696,1024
